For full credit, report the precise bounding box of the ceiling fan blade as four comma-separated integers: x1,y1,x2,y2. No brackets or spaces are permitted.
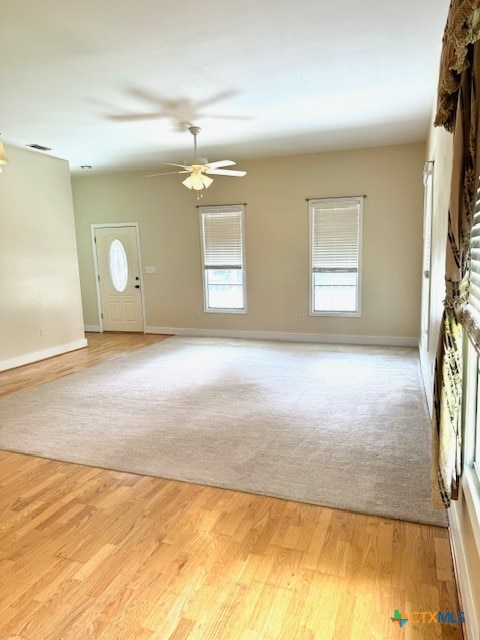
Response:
205,169,247,177
195,90,236,109
158,162,191,169
128,88,164,107
107,113,162,121
206,160,236,169
201,114,253,121
146,171,190,177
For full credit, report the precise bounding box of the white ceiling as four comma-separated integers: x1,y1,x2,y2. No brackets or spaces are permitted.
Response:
1,0,448,174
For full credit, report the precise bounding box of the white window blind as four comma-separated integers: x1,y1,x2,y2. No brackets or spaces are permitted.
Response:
310,197,362,316
201,207,243,269
464,188,480,498
199,205,246,312
467,184,480,323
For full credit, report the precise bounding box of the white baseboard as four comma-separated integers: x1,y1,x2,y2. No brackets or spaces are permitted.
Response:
84,324,102,332
0,339,88,372
145,326,418,347
448,503,479,640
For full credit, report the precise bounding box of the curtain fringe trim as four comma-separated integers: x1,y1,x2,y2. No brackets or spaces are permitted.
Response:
435,3,480,130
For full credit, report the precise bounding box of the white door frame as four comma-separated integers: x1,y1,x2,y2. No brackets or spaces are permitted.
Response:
420,161,434,407
91,222,146,333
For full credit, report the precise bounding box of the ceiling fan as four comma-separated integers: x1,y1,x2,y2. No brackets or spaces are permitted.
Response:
147,126,246,192
108,89,251,131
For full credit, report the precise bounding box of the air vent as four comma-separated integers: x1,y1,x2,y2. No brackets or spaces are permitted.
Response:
26,144,51,151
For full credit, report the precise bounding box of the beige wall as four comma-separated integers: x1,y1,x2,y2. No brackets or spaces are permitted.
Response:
0,145,86,370
73,142,425,341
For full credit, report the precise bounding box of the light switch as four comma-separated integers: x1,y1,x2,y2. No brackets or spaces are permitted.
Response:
144,266,156,274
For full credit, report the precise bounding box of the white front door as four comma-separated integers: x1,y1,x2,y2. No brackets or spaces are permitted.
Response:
420,161,434,393
94,226,144,332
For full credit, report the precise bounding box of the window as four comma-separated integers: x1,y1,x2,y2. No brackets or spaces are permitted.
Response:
461,184,480,553
467,256,480,483
199,205,246,312
309,197,363,316
462,340,480,548
466,342,480,485
475,364,480,482
464,181,480,486
108,239,129,293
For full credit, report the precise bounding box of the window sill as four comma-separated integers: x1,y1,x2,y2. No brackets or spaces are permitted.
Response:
204,308,247,314
310,311,361,318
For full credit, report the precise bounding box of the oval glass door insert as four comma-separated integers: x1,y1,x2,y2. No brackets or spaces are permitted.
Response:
108,239,128,292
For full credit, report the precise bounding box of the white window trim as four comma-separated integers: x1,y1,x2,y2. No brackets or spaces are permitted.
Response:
199,205,247,314
308,196,363,318
462,338,480,555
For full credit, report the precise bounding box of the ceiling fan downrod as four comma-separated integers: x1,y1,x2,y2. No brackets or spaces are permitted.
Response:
189,126,201,157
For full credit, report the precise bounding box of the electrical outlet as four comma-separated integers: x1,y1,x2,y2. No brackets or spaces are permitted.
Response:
301,314,306,322
195,312,200,320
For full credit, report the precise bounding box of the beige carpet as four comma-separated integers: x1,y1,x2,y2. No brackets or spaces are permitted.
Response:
0,336,446,526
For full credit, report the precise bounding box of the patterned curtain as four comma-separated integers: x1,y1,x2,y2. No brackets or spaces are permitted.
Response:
433,1,480,507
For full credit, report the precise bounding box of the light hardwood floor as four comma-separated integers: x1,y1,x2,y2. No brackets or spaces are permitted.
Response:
0,332,170,399
0,333,464,639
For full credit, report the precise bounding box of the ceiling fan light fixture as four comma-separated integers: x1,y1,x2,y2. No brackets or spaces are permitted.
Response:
182,166,213,191
182,175,201,190
182,175,194,189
